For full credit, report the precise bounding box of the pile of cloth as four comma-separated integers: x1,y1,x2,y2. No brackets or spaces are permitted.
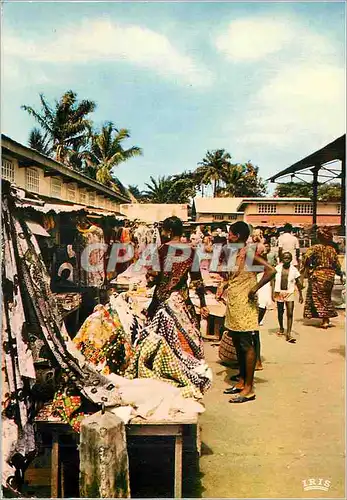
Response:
1,185,211,493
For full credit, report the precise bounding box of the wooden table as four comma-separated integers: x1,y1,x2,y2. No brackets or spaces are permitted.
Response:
34,412,199,498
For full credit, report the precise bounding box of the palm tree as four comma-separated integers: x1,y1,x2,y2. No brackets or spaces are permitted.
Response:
195,149,232,197
217,163,244,196
128,185,145,201
143,176,172,203
22,90,96,165
85,122,142,186
28,127,51,156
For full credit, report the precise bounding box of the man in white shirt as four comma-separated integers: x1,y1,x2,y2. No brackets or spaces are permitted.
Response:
278,224,300,267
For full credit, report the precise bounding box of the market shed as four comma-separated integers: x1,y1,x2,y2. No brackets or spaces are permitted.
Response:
267,135,346,232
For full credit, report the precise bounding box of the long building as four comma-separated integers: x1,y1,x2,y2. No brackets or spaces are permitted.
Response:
193,196,341,227
1,134,130,211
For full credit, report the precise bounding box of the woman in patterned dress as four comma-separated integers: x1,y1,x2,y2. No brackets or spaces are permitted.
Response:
301,226,345,329
216,222,276,403
147,216,209,357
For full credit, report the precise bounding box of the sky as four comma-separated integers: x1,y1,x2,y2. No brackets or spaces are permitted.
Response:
1,1,346,193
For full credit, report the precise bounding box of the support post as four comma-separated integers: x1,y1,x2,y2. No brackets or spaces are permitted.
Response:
311,166,320,226
340,157,346,235
51,431,59,498
79,410,130,498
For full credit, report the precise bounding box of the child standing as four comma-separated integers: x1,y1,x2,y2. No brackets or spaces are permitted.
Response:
272,252,303,344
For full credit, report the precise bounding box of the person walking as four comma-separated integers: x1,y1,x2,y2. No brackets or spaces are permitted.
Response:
278,223,301,268
272,252,303,343
301,226,345,329
216,222,275,403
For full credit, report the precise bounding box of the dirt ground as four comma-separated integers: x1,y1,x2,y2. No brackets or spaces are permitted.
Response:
199,302,345,499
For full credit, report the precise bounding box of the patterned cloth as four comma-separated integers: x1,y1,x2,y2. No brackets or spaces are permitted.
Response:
302,244,341,319
304,269,337,319
225,247,259,331
73,303,134,376
147,242,206,321
1,188,123,489
126,331,205,400
128,296,211,398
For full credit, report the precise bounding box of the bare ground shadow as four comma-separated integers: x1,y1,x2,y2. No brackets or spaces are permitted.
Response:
200,442,214,456
328,345,345,358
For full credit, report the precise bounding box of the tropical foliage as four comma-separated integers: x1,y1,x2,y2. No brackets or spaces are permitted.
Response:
195,149,232,197
195,149,267,198
227,162,267,197
141,172,197,204
22,91,96,165
274,182,341,201
28,127,51,156
23,91,270,203
83,122,142,186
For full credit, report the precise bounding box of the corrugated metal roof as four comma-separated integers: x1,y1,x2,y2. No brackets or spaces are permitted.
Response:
267,134,345,182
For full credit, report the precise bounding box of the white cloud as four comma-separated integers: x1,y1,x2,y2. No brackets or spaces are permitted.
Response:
4,19,212,87
215,17,336,62
228,62,345,165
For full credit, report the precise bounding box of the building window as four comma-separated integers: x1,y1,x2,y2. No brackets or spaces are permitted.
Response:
214,214,224,220
337,204,341,214
294,203,313,214
67,184,76,202
2,158,15,183
26,168,40,193
228,214,237,221
79,190,87,205
258,203,277,214
88,191,96,206
51,178,62,198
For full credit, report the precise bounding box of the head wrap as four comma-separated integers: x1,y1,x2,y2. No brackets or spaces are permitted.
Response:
317,226,333,243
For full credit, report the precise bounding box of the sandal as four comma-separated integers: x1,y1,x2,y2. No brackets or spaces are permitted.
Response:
286,337,296,344
229,374,240,381
229,394,256,404
224,386,242,395
276,331,285,337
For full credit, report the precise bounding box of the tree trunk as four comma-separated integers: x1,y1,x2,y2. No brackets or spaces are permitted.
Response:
79,410,131,498
213,179,217,197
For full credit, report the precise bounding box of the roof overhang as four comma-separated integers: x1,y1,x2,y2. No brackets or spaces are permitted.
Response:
1,134,130,203
267,135,346,183
237,198,311,211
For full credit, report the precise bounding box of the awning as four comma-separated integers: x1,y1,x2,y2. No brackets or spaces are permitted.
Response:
25,220,51,237
18,201,126,218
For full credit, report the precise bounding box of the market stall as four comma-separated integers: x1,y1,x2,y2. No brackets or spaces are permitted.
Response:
2,182,211,498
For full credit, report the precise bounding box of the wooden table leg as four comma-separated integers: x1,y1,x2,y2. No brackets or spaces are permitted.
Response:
174,433,183,498
60,461,64,498
51,431,59,498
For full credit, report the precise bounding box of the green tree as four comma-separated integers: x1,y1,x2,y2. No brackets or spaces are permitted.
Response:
84,122,142,186
196,149,232,197
22,90,96,165
216,163,244,197
28,127,51,156
318,183,341,201
230,162,267,197
143,176,172,203
143,172,197,204
128,184,145,201
274,182,341,201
